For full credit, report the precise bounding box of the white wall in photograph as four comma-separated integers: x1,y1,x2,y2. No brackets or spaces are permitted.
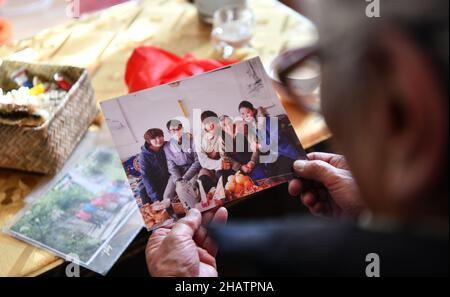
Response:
174,62,284,123
101,85,183,160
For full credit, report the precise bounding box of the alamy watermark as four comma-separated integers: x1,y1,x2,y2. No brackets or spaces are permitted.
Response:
65,253,80,277
167,109,280,164
365,0,381,18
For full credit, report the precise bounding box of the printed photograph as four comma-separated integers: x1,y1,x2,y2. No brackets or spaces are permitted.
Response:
8,148,136,264
101,58,307,230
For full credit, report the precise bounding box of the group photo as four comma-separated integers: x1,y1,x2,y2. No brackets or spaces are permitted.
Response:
101,58,306,230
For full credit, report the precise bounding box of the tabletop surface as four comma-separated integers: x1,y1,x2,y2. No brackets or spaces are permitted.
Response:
0,0,330,276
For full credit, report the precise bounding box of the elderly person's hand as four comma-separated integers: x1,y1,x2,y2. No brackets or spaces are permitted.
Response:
289,152,366,219
146,207,228,277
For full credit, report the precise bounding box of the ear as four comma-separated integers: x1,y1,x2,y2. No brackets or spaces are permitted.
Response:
373,29,448,207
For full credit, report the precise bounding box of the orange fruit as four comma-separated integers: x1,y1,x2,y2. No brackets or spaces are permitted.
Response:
244,180,253,190
234,183,243,194
235,174,246,185
225,181,236,192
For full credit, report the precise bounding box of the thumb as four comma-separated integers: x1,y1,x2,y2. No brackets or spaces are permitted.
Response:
293,159,338,188
171,208,202,238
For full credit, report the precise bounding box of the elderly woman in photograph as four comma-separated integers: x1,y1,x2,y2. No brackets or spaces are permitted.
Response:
196,110,235,193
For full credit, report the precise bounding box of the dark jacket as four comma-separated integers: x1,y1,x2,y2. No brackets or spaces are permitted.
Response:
212,217,449,276
138,143,169,203
262,114,304,161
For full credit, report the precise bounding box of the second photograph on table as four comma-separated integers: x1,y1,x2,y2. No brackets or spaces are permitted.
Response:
100,57,307,230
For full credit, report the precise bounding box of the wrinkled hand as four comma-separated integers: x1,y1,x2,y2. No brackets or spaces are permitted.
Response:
146,207,228,277
289,152,366,219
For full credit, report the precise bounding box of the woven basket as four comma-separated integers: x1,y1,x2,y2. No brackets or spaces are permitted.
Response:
0,60,98,174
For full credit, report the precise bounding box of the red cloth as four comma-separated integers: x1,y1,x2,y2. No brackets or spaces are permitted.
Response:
76,210,91,221
0,17,11,45
125,47,237,93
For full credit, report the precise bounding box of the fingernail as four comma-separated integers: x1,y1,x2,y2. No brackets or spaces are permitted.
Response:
293,160,307,172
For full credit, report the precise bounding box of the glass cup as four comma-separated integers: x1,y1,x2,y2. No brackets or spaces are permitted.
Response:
272,46,322,112
211,4,254,59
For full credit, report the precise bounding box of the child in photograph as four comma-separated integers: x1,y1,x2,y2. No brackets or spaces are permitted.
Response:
162,119,201,210
238,100,303,176
138,128,170,205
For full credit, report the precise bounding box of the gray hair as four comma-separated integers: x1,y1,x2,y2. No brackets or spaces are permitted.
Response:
304,0,448,108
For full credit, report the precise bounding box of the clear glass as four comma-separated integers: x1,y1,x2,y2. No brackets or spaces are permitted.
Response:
272,47,322,113
211,4,254,59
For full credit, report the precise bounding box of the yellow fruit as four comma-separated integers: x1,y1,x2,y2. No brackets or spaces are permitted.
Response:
227,175,235,183
225,181,236,192
235,174,246,185
244,180,253,190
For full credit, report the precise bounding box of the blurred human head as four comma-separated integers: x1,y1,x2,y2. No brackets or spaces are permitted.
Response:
305,0,448,220
166,119,184,142
144,128,165,151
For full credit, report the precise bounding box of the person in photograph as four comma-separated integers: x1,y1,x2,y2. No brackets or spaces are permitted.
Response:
162,119,201,209
219,115,265,181
138,128,170,205
238,100,303,176
219,114,234,136
197,111,236,193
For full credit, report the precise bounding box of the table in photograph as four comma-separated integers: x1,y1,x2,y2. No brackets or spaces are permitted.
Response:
0,0,331,276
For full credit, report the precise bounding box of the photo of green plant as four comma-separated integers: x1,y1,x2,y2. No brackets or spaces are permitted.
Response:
9,148,136,264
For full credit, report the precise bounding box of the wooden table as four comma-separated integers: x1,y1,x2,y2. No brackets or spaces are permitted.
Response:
0,0,330,276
